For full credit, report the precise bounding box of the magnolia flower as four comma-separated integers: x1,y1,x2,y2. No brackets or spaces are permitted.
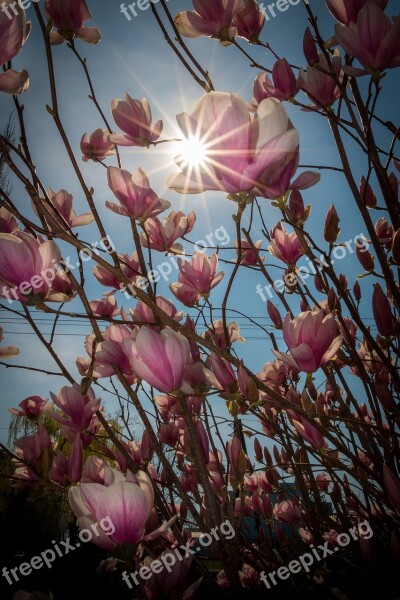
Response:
9,396,51,419
141,211,196,254
93,251,142,290
81,129,115,162
106,167,170,220
143,550,201,600
0,207,19,234
273,499,301,524
0,232,73,304
274,310,343,373
0,0,30,94
109,95,162,147
299,50,342,108
0,325,19,359
14,426,53,481
124,327,193,394
234,0,265,43
69,467,154,549
33,188,94,229
326,0,387,25
170,252,224,306
167,92,319,199
77,324,135,381
50,384,101,444
49,438,83,485
335,3,400,75
44,0,101,45
268,224,304,265
252,59,300,105
235,239,264,266
89,295,121,318
174,0,243,43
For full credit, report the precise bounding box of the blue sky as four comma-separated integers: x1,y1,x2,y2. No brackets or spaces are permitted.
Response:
1,0,397,447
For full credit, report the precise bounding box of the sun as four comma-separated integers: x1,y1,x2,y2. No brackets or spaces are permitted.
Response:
178,135,208,169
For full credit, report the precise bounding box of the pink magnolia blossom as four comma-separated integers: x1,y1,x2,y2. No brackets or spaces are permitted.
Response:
273,498,301,524
109,95,163,147
33,188,94,229
0,207,19,233
158,423,180,447
124,326,193,394
174,0,243,43
9,396,52,419
234,0,265,43
299,50,343,108
77,324,134,381
202,320,245,348
143,550,201,600
81,129,115,162
44,0,101,45
0,0,30,94
239,564,261,588
128,295,183,326
204,353,238,394
50,384,101,444
141,210,196,254
14,425,53,481
274,310,343,373
290,412,326,449
268,224,304,265
335,3,400,74
82,455,108,483
0,232,74,304
252,59,300,104
69,467,154,548
0,325,19,359
89,295,121,318
170,252,224,306
49,438,83,485
93,251,142,290
235,239,264,266
106,167,170,220
167,92,319,199
327,0,387,25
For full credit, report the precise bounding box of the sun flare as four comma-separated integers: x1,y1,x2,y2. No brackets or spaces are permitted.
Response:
178,135,208,169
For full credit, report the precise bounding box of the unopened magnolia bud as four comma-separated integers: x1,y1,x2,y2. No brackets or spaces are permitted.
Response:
324,204,340,244
392,229,400,264
303,27,319,65
360,176,377,208
353,281,361,302
372,284,396,337
356,245,374,271
267,300,283,328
